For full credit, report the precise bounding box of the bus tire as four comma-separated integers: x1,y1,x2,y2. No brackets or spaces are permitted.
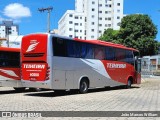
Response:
126,79,132,89
79,79,89,94
13,87,25,92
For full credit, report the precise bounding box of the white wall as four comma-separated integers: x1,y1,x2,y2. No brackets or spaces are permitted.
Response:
1,35,23,48
58,0,124,40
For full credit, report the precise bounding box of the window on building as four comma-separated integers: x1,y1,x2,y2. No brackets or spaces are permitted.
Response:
69,14,73,17
117,22,121,26
80,30,82,32
105,11,108,14
109,4,112,7
99,17,102,20
108,24,111,27
75,30,79,32
92,8,95,11
92,15,95,18
91,36,94,39
69,35,73,38
75,16,79,19
117,16,120,19
80,17,82,19
99,31,102,33
99,4,102,7
80,23,82,26
92,22,94,25
69,21,73,24
108,17,111,20
75,36,78,38
92,1,95,4
85,17,87,22
91,29,94,32
69,28,73,31
117,9,120,13
75,23,79,26
117,3,120,6
99,11,102,13
99,24,102,27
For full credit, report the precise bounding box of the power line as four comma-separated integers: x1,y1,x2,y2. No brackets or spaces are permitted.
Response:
38,7,53,33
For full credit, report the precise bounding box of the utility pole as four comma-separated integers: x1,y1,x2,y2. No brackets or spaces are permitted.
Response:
38,7,53,33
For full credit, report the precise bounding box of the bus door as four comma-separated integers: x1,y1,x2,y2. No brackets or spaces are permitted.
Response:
134,52,141,84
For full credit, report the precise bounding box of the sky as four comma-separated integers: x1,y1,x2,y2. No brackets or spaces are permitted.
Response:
0,0,160,41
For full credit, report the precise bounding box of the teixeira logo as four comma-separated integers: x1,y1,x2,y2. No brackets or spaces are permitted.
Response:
26,40,39,52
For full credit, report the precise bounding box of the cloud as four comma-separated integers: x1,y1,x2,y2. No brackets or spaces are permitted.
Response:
3,3,31,19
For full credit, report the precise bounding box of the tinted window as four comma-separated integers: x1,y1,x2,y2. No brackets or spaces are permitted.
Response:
81,43,93,59
0,51,20,68
94,46,105,60
125,50,134,65
53,37,67,57
115,48,125,61
105,47,115,60
67,41,81,58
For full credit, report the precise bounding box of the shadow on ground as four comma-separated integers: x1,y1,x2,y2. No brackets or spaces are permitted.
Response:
24,85,140,98
0,88,43,95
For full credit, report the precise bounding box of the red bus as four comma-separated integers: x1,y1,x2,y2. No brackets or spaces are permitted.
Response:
0,47,25,91
21,33,141,93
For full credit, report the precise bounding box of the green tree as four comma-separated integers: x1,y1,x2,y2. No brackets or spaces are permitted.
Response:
99,14,158,56
99,28,119,43
158,42,160,47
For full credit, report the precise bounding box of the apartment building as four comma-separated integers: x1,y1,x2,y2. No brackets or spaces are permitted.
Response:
58,0,123,40
0,21,19,38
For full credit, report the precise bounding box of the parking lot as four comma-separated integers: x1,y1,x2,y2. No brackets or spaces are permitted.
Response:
0,77,159,120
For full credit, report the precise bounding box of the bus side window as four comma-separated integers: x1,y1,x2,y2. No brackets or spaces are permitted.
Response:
105,47,115,61
81,43,93,59
0,52,20,68
125,50,134,65
53,37,67,57
94,46,105,60
67,41,81,58
115,48,125,62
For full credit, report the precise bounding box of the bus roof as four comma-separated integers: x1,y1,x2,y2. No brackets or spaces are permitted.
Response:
0,47,20,52
74,38,139,52
23,33,139,52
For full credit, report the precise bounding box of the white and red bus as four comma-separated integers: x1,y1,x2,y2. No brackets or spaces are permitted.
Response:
21,33,141,93
0,47,25,91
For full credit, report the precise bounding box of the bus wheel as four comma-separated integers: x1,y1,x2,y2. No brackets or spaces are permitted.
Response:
126,79,132,89
79,79,89,94
13,87,25,92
